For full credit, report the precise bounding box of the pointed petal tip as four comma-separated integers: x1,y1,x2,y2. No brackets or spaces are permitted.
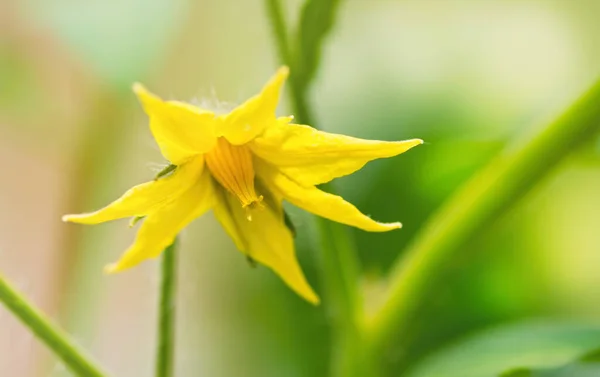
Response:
270,66,289,87
391,138,424,155
298,288,320,305
62,214,88,224
308,294,321,306
278,65,290,77
61,213,103,225
132,82,159,104
103,263,120,274
378,222,402,231
132,82,146,94
404,138,424,147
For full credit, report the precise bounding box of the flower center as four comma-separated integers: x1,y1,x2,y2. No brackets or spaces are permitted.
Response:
205,137,263,211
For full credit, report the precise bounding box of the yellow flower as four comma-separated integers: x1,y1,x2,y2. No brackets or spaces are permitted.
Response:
63,67,422,304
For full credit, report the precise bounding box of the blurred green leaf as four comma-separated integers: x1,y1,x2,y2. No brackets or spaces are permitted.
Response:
295,0,341,91
407,321,600,377
531,363,600,377
24,0,188,89
580,348,600,363
504,360,600,377
502,369,533,377
503,346,600,376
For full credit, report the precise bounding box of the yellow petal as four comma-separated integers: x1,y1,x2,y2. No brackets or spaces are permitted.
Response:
63,157,205,224
257,162,401,232
251,122,423,185
219,67,289,145
133,83,217,164
213,185,319,304
106,168,214,273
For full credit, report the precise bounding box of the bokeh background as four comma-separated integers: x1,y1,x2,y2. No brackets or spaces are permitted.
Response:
1,0,600,376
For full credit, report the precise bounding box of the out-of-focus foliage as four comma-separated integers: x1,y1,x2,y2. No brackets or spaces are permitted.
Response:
407,321,600,377
22,0,188,89
2,0,600,376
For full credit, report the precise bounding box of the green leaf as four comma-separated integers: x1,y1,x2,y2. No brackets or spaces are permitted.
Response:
521,348,600,377
295,0,341,91
407,321,600,377
502,369,533,377
580,347,600,363
532,363,600,377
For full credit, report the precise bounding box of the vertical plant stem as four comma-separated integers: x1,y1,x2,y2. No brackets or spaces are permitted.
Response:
264,1,369,375
317,216,377,377
265,0,361,321
265,0,314,124
0,274,107,377
366,78,600,359
265,0,292,69
155,239,178,377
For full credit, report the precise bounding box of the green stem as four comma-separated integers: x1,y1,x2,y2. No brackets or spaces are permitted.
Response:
317,215,376,377
264,0,360,318
155,239,178,377
264,0,314,124
265,0,292,72
0,274,107,377
264,1,368,375
316,216,361,326
366,78,600,357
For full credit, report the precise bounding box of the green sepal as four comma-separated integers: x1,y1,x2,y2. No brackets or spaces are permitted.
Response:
154,164,177,180
283,209,296,237
129,216,145,227
246,255,258,268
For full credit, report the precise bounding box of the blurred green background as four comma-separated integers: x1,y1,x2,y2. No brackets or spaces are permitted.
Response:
1,0,600,376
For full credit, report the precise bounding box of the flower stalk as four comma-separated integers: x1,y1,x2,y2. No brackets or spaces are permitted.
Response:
0,273,107,377
155,239,178,377
264,0,314,125
264,1,369,375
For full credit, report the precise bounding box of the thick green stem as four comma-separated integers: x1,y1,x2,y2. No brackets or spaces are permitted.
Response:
155,240,178,377
264,1,366,375
317,215,377,377
264,0,360,318
366,78,600,357
316,216,361,328
0,274,107,377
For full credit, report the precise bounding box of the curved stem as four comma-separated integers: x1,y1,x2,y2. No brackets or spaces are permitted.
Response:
0,274,107,377
366,78,600,357
155,239,178,377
